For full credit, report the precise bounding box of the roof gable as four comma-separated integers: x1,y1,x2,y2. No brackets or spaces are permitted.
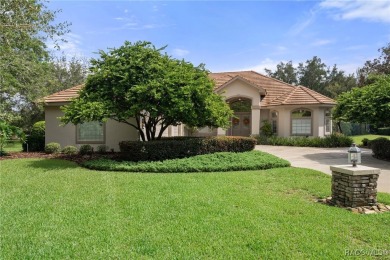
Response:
215,75,266,94
44,71,335,106
44,84,84,104
210,71,335,106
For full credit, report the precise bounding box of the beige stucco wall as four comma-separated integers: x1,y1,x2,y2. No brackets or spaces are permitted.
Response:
45,106,139,151
217,79,264,136
266,105,332,137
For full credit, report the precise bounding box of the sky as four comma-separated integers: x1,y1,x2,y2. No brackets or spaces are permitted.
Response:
47,0,390,75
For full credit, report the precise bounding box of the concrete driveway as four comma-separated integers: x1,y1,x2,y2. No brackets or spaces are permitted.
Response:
255,145,390,193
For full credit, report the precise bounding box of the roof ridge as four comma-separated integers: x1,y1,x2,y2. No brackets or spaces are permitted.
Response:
281,86,298,105
249,70,296,89
298,86,333,103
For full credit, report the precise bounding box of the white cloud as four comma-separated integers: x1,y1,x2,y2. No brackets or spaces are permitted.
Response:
289,9,317,35
320,0,390,23
172,48,189,57
239,58,282,74
338,62,361,75
47,33,85,58
311,39,333,46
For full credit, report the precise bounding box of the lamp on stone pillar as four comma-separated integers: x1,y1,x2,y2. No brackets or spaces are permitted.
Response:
348,143,361,167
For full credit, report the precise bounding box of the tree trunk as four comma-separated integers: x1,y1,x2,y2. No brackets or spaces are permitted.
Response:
337,121,343,134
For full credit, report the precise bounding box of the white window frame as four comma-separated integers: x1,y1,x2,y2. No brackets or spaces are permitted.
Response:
324,109,332,135
291,109,312,136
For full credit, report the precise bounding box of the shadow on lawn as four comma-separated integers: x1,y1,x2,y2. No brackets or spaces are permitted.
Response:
27,159,80,170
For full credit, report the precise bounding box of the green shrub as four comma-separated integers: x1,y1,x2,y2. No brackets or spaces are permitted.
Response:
260,120,273,137
362,138,370,147
79,144,93,155
377,127,390,135
255,133,352,148
23,121,45,152
119,136,257,161
370,137,390,160
97,145,109,153
62,146,78,155
83,151,290,173
44,142,61,154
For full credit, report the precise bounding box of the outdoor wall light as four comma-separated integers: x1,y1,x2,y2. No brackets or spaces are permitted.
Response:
348,143,361,167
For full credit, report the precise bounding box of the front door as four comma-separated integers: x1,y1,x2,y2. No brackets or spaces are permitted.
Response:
230,112,251,136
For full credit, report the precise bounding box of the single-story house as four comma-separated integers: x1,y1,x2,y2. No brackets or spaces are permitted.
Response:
44,70,335,151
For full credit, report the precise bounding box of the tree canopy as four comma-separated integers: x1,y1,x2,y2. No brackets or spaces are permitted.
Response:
357,42,390,86
0,0,74,129
265,56,357,98
333,75,390,128
61,41,233,141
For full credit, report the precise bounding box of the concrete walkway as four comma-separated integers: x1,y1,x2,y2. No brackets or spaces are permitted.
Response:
255,145,390,193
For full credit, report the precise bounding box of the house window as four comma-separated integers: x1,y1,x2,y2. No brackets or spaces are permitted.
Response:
325,109,332,135
291,109,312,135
271,111,278,135
77,121,105,143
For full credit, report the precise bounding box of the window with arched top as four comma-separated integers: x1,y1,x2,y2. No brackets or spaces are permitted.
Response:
291,109,312,136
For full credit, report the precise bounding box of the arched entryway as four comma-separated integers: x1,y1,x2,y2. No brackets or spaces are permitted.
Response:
227,98,252,136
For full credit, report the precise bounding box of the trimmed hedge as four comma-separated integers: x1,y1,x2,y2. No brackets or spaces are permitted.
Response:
119,136,257,161
255,133,353,148
377,127,390,135
370,137,390,160
83,151,290,173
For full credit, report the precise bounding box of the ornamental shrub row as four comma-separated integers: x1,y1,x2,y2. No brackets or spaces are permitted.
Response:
377,127,390,135
254,133,353,148
370,137,390,160
119,136,257,161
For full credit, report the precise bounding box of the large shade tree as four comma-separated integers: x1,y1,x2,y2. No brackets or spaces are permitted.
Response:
61,41,233,141
0,0,71,128
333,75,390,128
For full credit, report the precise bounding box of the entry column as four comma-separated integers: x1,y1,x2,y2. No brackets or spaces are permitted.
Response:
251,106,260,135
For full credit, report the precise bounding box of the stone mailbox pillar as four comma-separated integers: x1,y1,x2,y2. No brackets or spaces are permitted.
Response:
330,165,380,208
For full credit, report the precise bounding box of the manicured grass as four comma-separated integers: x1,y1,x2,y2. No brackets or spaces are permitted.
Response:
83,151,290,172
351,134,390,146
2,140,22,152
1,159,390,259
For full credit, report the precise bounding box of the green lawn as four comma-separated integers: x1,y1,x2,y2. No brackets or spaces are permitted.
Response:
2,140,22,152
351,134,390,146
1,159,390,259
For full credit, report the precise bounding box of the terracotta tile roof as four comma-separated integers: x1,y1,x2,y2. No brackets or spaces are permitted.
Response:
209,71,335,106
44,84,84,103
44,71,335,106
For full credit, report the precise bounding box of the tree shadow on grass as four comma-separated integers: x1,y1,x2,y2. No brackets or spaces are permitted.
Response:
27,159,80,170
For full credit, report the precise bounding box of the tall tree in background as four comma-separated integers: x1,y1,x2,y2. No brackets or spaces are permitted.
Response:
0,0,70,129
297,56,328,94
357,43,390,86
265,61,298,85
266,56,357,98
50,54,89,93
